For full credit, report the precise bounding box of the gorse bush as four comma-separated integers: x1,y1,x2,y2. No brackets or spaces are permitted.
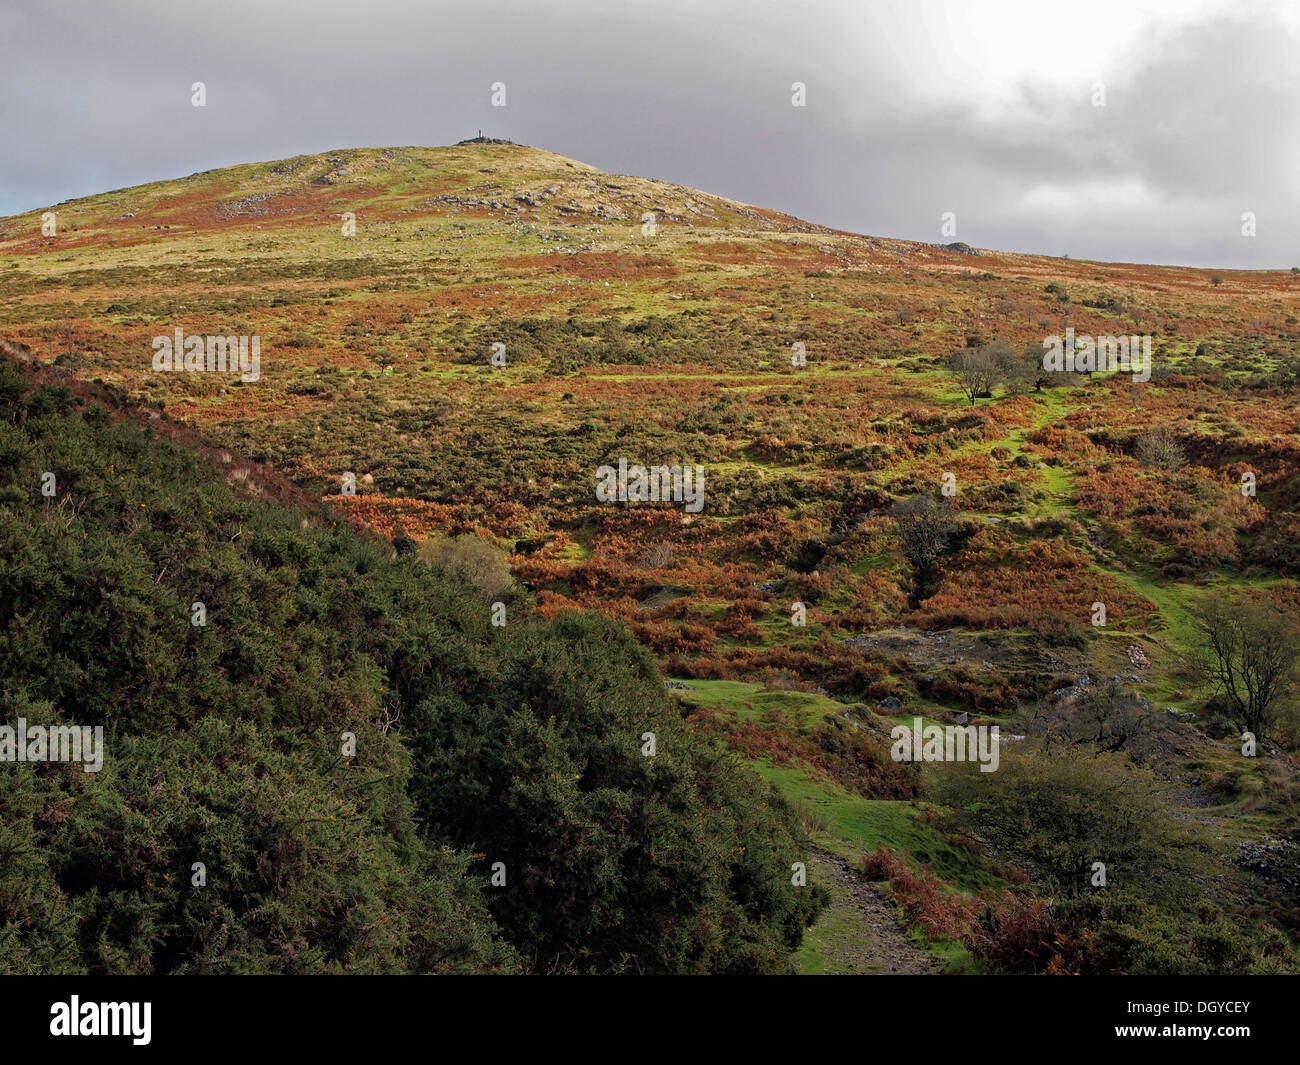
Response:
926,743,1298,973
929,745,1212,901
0,698,513,974
0,358,825,973
408,612,828,972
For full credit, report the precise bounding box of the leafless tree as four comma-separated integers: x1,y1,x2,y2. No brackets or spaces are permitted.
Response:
418,533,513,598
1135,426,1186,471
948,346,1001,406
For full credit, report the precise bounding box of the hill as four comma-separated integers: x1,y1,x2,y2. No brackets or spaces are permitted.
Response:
3,143,1300,974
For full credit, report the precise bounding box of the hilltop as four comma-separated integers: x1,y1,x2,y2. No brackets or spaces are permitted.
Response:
0,142,826,251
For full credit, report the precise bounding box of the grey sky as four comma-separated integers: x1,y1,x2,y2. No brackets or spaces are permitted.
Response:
2,0,1296,268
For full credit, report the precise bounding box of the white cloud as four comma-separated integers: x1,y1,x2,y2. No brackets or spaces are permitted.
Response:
0,0,1295,267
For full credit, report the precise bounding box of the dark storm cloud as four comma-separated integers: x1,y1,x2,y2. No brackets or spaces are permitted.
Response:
1,0,1295,267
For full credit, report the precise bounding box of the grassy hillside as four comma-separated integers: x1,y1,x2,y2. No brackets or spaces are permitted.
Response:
0,356,825,973
3,141,1299,973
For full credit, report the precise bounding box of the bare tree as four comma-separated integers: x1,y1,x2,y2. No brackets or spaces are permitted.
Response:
1193,600,1298,739
997,340,1052,393
1022,677,1167,762
1134,427,1186,471
948,347,1000,406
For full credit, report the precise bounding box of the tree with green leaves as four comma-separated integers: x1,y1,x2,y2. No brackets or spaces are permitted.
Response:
1192,599,1298,740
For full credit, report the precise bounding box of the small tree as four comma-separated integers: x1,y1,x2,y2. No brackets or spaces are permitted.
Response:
929,745,1213,903
948,347,1000,407
635,542,675,570
1192,600,1298,740
1134,427,1186,471
1022,677,1167,762
892,495,965,605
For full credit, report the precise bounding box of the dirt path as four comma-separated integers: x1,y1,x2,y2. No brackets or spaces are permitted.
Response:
801,848,945,975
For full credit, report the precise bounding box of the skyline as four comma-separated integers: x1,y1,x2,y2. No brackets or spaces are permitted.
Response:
3,0,1298,269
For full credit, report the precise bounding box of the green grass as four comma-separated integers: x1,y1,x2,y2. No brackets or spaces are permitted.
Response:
675,676,1004,971
677,682,1000,883
793,889,868,974
675,678,853,726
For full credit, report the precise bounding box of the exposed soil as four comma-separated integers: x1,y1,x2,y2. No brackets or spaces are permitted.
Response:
807,848,945,975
